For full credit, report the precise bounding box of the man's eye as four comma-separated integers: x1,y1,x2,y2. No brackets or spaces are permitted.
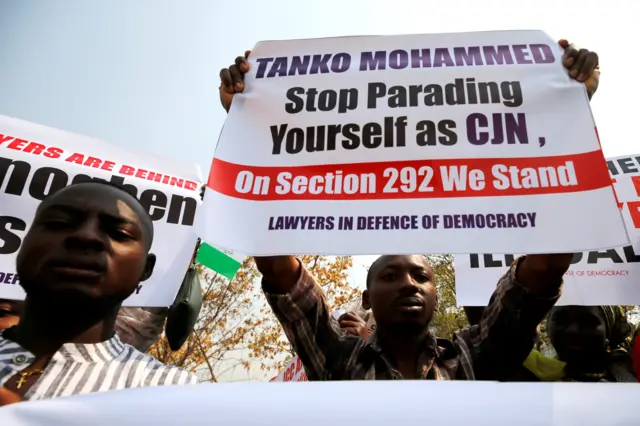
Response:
382,273,395,281
112,230,134,241
415,274,429,282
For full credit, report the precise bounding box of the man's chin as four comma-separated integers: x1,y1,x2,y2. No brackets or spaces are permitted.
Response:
24,282,126,309
389,316,429,329
26,282,100,299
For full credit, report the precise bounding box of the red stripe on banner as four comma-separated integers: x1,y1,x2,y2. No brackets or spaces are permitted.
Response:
207,150,612,201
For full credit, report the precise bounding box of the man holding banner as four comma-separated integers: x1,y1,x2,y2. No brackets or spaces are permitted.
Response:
218,39,601,380
0,181,197,405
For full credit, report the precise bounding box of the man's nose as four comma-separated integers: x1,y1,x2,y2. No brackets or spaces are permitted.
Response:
64,219,105,250
398,273,420,291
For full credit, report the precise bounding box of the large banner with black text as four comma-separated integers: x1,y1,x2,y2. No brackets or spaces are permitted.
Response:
0,116,203,306
455,153,640,306
197,30,628,255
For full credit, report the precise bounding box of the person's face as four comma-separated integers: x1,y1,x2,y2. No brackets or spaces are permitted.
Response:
16,184,155,305
362,255,437,327
0,300,23,331
548,306,608,362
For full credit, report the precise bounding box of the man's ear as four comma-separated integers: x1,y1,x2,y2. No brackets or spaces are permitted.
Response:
141,254,156,282
434,294,439,312
362,289,371,310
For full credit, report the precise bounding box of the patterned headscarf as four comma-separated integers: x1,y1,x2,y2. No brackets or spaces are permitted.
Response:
598,306,636,382
599,306,633,353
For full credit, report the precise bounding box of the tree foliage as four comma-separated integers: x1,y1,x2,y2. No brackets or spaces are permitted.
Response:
246,255,357,371
150,255,356,381
425,254,469,338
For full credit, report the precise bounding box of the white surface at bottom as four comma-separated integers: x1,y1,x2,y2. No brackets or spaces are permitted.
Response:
0,381,637,426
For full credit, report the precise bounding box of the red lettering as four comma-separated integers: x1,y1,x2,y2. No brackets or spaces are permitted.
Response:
66,153,84,164
101,161,115,171
169,177,184,188
611,178,624,209
44,147,63,159
147,172,163,183
631,176,640,198
83,156,102,168
24,142,46,155
119,165,135,175
295,357,302,373
7,138,27,150
135,168,148,179
184,180,198,191
0,134,14,145
626,201,640,228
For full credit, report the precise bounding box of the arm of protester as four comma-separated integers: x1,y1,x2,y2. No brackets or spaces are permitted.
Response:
559,40,599,100
257,256,358,380
338,312,370,340
456,254,572,380
220,51,251,113
463,306,485,326
0,387,22,407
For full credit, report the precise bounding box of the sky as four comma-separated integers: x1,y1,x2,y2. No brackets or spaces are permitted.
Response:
0,0,638,380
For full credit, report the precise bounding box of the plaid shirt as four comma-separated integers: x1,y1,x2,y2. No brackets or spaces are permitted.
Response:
264,256,560,380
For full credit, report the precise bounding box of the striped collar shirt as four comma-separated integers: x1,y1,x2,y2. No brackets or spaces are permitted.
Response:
0,332,198,400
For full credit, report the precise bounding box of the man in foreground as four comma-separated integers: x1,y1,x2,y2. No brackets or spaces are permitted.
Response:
219,40,600,380
0,181,197,404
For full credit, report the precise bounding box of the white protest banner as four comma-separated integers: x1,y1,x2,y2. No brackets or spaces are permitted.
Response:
197,30,628,256
0,116,203,306
455,153,640,306
1,381,639,426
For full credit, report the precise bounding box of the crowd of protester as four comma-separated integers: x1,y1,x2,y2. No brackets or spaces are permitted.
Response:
0,39,638,407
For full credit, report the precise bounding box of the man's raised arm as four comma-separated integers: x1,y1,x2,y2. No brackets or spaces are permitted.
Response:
457,253,573,380
255,256,356,380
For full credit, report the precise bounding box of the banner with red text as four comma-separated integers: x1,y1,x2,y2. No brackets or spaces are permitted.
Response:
0,116,203,306
197,30,628,255
455,153,640,305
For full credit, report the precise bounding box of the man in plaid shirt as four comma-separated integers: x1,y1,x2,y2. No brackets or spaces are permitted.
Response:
219,41,600,380
254,254,571,380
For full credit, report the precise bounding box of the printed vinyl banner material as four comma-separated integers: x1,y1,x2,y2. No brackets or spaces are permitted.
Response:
0,381,638,426
198,30,628,256
0,116,203,306
455,153,640,306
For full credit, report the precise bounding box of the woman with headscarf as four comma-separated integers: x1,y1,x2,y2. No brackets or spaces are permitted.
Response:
465,305,636,382
523,306,636,382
